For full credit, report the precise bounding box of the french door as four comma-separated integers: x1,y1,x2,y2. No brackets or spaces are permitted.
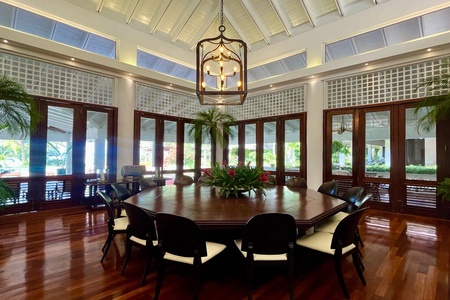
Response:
325,101,444,217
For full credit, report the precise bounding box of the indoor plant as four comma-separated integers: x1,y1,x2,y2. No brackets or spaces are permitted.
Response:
188,107,236,167
0,74,41,209
202,161,271,198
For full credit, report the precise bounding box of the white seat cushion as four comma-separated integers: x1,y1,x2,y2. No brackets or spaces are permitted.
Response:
296,231,355,255
234,239,288,261
113,216,129,231
315,219,340,234
163,241,226,265
327,211,349,221
119,209,127,217
130,235,158,247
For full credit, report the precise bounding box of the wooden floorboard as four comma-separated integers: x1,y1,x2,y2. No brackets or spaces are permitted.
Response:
1,206,449,299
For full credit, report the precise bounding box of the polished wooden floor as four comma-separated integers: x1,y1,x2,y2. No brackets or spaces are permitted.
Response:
1,206,449,300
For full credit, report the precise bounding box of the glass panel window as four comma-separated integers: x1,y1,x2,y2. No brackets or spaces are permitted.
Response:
228,125,239,166
183,123,195,169
0,119,30,179
365,111,390,178
284,119,300,172
163,120,177,171
331,114,353,175
263,121,277,171
139,117,156,172
46,106,73,175
244,124,256,166
85,111,108,175
405,108,436,181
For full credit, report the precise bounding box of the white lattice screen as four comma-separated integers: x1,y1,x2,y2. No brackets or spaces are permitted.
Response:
136,84,202,118
0,52,114,105
228,87,306,120
327,58,450,108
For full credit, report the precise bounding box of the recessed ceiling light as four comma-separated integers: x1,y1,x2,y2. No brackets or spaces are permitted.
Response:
3,39,8,43
365,63,369,66
310,75,314,78
71,57,75,61
427,48,432,52
169,83,173,87
270,84,273,87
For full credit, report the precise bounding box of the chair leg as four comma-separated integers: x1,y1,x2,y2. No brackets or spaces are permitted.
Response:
192,262,202,300
120,238,132,275
100,233,114,262
333,255,350,299
154,258,166,300
356,228,364,247
287,257,294,300
140,247,153,286
352,252,366,286
246,261,254,300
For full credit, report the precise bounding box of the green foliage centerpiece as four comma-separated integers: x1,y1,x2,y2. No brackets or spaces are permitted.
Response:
203,161,271,198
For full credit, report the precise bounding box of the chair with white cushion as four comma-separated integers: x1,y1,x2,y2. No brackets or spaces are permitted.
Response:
296,208,368,299
235,213,297,300
98,191,128,262
154,213,227,300
120,202,158,286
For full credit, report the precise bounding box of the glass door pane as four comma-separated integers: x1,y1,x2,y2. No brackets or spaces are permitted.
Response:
244,124,256,166
139,117,156,172
46,106,73,176
163,120,177,171
228,125,239,165
284,119,300,172
85,111,108,176
183,123,195,169
201,125,211,168
263,121,277,171
405,108,436,181
331,114,353,175
365,111,390,178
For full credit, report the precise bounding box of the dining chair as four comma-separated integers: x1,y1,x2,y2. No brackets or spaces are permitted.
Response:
173,174,194,185
154,212,227,300
339,186,365,210
139,177,157,191
296,208,368,299
110,183,131,217
317,180,338,197
98,190,128,262
316,193,372,249
120,202,158,286
285,177,307,188
234,213,297,300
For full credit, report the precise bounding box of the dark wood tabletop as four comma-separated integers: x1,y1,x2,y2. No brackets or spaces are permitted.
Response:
125,184,348,230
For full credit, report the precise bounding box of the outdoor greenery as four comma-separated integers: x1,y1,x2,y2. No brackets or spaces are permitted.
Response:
437,178,450,201
202,161,271,198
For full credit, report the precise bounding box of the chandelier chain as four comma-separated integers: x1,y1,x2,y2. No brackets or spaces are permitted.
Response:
220,0,224,27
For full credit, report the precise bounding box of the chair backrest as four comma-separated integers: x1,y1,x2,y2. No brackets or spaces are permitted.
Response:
285,177,307,188
241,213,297,255
174,175,194,185
122,202,157,241
156,213,207,257
341,186,364,208
111,184,131,201
354,193,372,211
98,191,115,221
267,175,276,185
317,180,338,197
139,178,157,190
331,207,368,250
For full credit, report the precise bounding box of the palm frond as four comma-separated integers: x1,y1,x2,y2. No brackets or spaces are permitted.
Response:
0,74,41,137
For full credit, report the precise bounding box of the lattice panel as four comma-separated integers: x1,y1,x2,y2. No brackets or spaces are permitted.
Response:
0,52,113,105
228,87,306,120
136,84,202,118
326,57,450,108
406,185,436,209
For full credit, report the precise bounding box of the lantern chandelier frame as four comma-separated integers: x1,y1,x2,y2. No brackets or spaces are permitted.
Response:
196,0,248,105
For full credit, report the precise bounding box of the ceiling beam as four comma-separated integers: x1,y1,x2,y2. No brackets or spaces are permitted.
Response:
300,0,316,27
125,0,142,24
334,0,344,16
96,0,106,12
222,6,253,49
148,0,173,34
268,0,292,36
189,5,220,51
171,0,202,43
240,0,271,44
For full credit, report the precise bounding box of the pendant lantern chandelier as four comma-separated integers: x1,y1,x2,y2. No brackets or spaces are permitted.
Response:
196,0,247,105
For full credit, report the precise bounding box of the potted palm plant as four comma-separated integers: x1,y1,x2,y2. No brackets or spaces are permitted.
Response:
0,74,41,210
187,107,236,167
414,58,450,201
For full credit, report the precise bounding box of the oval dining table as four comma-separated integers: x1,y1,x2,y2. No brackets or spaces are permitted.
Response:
124,183,347,232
